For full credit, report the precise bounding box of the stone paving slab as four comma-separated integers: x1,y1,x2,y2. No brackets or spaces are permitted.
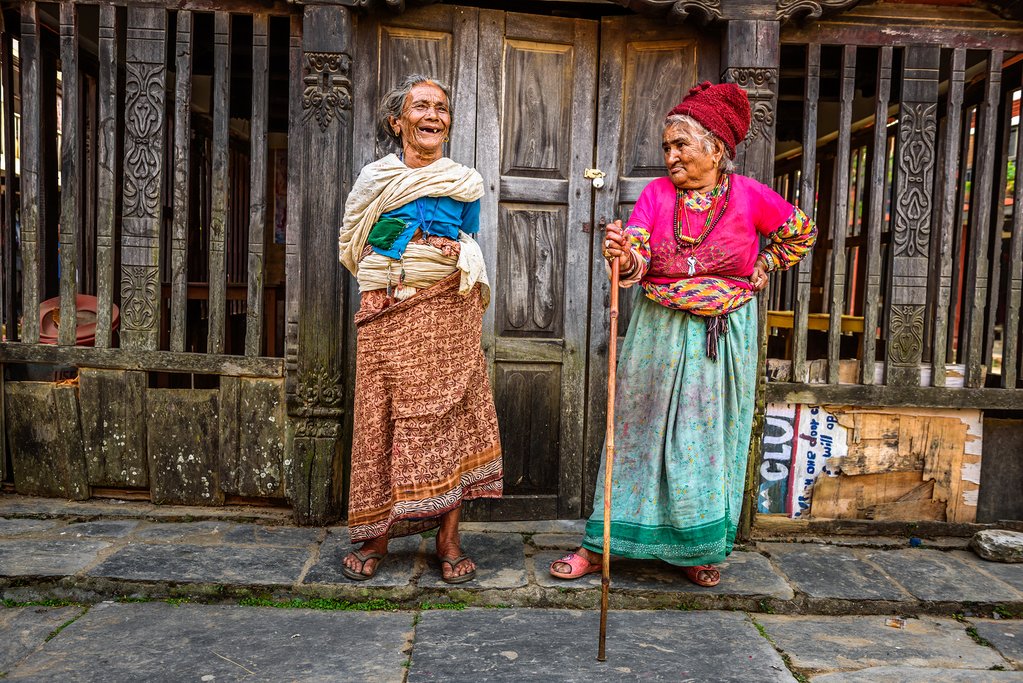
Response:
418,533,527,589
971,618,1023,668
0,519,60,536
532,549,793,599
304,529,421,587
812,666,1023,681
0,606,83,674
756,615,1008,674
220,523,323,547
4,602,413,683
461,520,586,534
132,521,235,542
760,543,909,601
0,540,111,577
409,608,794,682
865,549,1023,603
970,557,1023,593
87,543,310,585
49,521,141,539
531,533,578,549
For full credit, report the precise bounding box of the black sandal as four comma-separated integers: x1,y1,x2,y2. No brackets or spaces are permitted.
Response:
438,554,476,584
341,549,386,581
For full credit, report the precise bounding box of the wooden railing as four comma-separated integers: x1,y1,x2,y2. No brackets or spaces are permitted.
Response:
767,38,1023,408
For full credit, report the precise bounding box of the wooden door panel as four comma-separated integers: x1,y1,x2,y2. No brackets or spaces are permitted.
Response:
353,6,479,172
583,17,719,513
497,205,566,337
478,10,597,518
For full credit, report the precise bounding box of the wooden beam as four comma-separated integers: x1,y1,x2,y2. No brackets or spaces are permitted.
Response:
19,3,43,344
930,48,966,387
119,7,167,352
0,342,284,377
208,12,231,355
827,45,855,385
886,46,940,387
2,33,17,342
94,5,119,349
1006,61,1023,389
58,2,81,347
767,381,1023,410
859,46,891,385
170,11,193,353
962,52,1002,388
245,14,270,357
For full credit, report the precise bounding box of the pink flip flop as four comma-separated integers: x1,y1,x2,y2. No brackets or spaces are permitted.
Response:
549,552,602,580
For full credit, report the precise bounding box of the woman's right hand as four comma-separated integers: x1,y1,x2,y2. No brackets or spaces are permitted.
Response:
603,220,633,272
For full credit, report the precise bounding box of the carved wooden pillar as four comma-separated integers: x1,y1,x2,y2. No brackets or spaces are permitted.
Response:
119,8,167,352
886,47,940,386
722,20,779,182
722,18,780,539
288,4,352,525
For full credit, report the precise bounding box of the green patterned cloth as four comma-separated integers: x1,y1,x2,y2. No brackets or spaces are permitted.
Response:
582,296,758,567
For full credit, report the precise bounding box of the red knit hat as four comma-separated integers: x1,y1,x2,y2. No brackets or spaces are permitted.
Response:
667,81,751,157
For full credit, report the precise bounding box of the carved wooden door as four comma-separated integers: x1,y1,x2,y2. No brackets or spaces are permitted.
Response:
350,7,717,520
473,11,598,519
583,17,720,512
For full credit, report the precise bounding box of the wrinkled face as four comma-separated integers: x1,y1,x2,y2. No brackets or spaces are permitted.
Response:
390,82,451,157
662,122,723,192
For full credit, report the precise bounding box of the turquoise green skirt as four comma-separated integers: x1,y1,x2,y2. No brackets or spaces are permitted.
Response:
582,295,758,566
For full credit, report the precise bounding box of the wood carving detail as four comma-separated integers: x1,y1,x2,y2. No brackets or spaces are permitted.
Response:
889,304,925,365
295,364,344,413
302,52,352,132
723,68,777,143
120,265,159,331
776,0,862,22
123,63,165,219
893,103,937,258
608,0,723,23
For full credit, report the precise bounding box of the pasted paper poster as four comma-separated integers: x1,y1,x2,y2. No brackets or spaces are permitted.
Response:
757,403,848,518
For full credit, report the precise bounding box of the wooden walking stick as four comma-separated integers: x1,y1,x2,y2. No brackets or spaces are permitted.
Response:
597,252,621,662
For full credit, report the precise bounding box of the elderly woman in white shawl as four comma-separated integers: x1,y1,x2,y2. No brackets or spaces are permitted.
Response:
338,75,503,584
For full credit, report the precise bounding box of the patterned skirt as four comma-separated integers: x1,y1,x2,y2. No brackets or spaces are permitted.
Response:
581,295,758,566
347,272,503,542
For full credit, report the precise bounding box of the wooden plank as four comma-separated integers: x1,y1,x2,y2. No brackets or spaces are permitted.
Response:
826,45,856,385
983,88,1013,380
0,343,285,377
860,46,892,385
94,5,119,349
977,418,1023,522
791,47,819,384
1005,71,1023,388
810,470,929,520
170,11,193,353
79,368,149,488
147,388,223,505
2,32,17,341
208,11,231,354
19,3,42,343
120,7,167,352
498,177,569,204
494,337,565,364
245,14,270,357
218,376,289,498
58,2,81,347
5,381,87,499
962,52,1002,388
886,46,940,387
285,13,302,384
767,381,1023,410
54,382,90,500
930,49,966,387
946,107,974,364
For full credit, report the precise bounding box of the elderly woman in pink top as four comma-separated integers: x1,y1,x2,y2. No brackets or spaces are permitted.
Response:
551,82,816,586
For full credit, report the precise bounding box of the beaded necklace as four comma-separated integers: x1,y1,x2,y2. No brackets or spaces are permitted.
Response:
673,175,731,275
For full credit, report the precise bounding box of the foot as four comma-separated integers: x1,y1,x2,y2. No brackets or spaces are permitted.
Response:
438,554,477,584
342,537,388,579
683,564,720,587
550,547,602,577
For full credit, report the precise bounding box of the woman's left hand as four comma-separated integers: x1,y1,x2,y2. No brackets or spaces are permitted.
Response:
751,259,769,291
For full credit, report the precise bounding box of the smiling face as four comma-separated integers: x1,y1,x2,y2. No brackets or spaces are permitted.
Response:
389,82,451,167
662,121,724,192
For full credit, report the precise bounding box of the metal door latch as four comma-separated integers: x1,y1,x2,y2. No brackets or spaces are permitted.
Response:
584,168,606,189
